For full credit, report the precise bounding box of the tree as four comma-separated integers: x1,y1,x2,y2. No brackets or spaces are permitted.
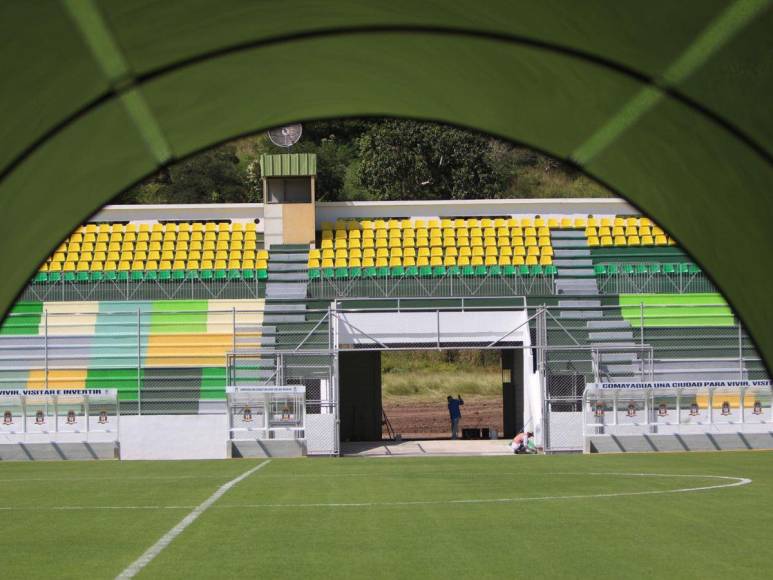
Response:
356,120,507,200
116,144,252,204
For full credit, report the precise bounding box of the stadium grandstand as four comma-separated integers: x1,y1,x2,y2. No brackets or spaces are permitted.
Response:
1,154,769,460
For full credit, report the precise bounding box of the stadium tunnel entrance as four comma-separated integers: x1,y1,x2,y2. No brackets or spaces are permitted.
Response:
333,299,538,444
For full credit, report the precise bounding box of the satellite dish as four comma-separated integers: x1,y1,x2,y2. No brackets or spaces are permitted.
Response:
267,124,303,148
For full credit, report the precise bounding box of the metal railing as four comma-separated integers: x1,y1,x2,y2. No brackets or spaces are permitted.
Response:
596,265,718,294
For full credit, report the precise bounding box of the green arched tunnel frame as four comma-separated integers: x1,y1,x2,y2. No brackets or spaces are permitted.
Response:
1,1,771,372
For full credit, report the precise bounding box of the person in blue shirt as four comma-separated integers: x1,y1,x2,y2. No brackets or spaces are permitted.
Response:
447,395,464,439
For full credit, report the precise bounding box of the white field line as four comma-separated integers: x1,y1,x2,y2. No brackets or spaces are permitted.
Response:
115,460,270,579
0,472,749,513
0,474,240,483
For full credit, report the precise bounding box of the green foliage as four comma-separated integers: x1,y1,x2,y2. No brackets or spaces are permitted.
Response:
356,120,506,200
115,119,613,204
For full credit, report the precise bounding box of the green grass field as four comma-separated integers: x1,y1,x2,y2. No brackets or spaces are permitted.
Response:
2,452,772,579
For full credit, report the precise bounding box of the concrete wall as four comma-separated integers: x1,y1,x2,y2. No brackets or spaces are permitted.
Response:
588,432,773,453
120,414,228,460
91,198,638,231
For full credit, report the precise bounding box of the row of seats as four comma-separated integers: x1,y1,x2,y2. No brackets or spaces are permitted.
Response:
40,222,264,277
595,263,702,275
310,263,557,280
320,216,651,231
584,217,674,247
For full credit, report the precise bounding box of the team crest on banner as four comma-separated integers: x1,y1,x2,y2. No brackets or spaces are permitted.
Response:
242,407,253,422
626,403,636,417
658,403,668,417
35,410,45,425
753,401,763,415
689,402,700,416
721,401,731,416
98,410,108,424
66,410,76,425
2,410,12,425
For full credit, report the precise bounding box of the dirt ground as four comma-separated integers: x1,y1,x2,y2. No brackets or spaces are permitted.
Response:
382,396,502,439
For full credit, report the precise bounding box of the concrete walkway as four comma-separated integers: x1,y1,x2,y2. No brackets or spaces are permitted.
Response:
342,439,515,457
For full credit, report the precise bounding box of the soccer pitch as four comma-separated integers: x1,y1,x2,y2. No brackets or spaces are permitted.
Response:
2,452,772,579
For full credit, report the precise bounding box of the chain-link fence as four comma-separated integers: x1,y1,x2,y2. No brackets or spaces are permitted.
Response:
18,277,267,302
596,266,717,294
308,272,554,299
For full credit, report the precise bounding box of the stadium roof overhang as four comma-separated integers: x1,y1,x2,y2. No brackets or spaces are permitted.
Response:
0,1,771,371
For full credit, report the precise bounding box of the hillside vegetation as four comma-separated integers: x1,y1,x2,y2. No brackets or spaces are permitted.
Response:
118,119,612,204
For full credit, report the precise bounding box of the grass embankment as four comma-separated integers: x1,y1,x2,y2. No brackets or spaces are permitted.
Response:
382,351,500,400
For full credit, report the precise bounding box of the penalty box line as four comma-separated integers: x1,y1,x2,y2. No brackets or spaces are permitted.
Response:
115,459,271,579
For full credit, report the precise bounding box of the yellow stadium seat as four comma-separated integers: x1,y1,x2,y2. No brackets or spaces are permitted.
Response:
484,247,497,257
391,248,403,259
540,255,553,266
215,251,228,261
430,247,443,257
417,256,429,267
512,256,525,266
600,236,613,247
374,219,387,230
375,239,388,249
542,247,554,257
627,235,641,246
612,226,625,236
549,218,561,228
362,258,375,268
308,258,321,269
586,218,598,228
465,218,478,228
585,227,597,237
403,247,416,259
653,226,665,236
389,257,402,268
614,236,627,246
187,260,200,270
511,236,524,247
525,255,538,266
599,218,611,227
227,260,240,270
639,218,652,227
76,261,90,272
459,247,471,258
179,223,191,233
218,223,230,233
513,246,526,257
538,227,550,237
117,261,131,271
349,239,362,249
472,247,484,257
458,256,470,266
375,258,388,268
527,246,540,256
214,260,227,270
469,237,482,248
641,235,654,246
667,237,677,246
538,236,551,247
86,224,98,234
91,261,103,271
349,258,361,268
613,217,624,227
574,218,587,228
483,256,496,266
255,259,268,269
470,256,483,267
500,246,512,257
639,226,652,236
103,261,116,271
525,237,537,247
533,217,545,227
625,226,637,236
200,260,213,270
498,255,510,266
598,227,611,237
497,237,509,248
626,217,638,227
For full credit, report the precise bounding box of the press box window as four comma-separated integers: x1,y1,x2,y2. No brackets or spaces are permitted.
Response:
266,177,312,203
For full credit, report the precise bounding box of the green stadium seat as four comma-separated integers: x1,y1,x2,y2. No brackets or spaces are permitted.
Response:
635,264,648,274
200,269,213,281
213,269,227,281
131,271,144,282
90,272,103,282
530,265,543,276
362,267,377,278
76,272,90,282
242,269,254,281
103,271,116,282
322,267,334,279
64,272,76,282
308,268,321,281
145,271,158,281
461,265,475,277
256,269,268,281
405,266,419,277
390,266,405,277
503,265,516,276
117,271,129,282
606,264,619,275
519,265,530,276
432,266,446,277
622,264,635,275
447,265,461,276
376,266,390,277
48,272,62,283
544,265,558,275
648,263,662,274
419,266,433,277
594,264,607,275
335,267,348,279
662,263,676,274
227,269,241,280
678,263,690,274
474,265,487,276
349,267,362,278
487,265,501,276
186,270,199,280
33,273,47,284
687,263,701,274
159,270,172,282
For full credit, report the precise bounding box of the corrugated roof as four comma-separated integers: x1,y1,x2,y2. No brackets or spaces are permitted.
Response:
260,153,317,177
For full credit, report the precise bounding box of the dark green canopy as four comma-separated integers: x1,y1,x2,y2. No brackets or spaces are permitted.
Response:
1,0,771,369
